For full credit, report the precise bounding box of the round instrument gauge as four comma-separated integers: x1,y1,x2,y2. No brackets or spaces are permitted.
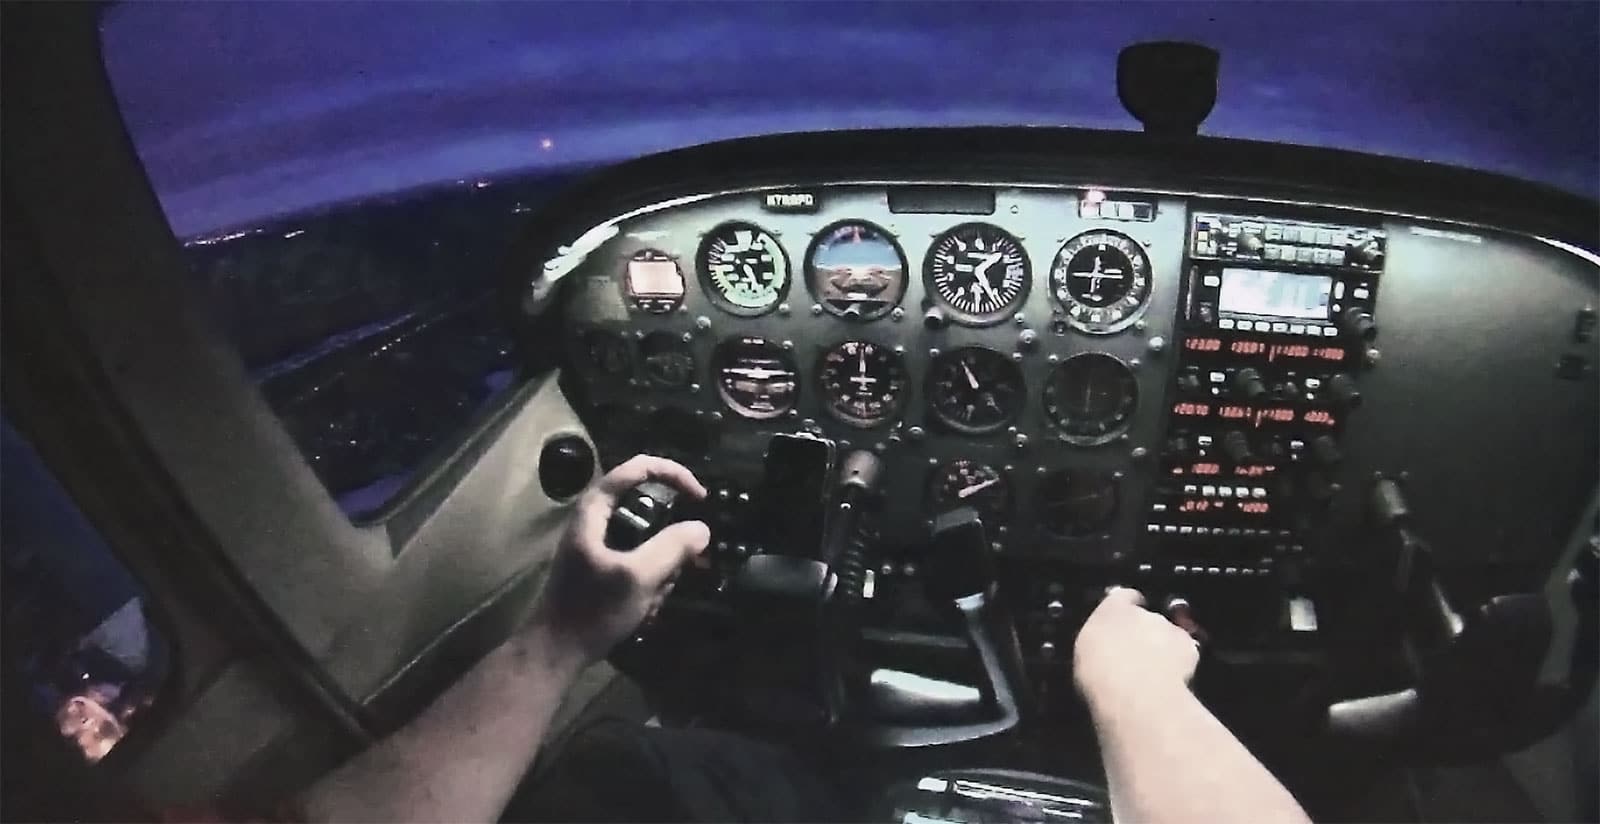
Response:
925,223,1031,325
926,461,1011,524
817,340,908,427
805,220,908,321
926,347,1025,434
579,329,632,378
697,221,790,316
1042,353,1138,444
712,337,799,420
1036,470,1119,538
1049,231,1152,334
640,331,696,389
624,249,686,314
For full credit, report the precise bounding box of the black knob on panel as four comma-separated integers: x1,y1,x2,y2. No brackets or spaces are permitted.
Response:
1341,308,1378,341
1222,430,1252,464
1234,368,1268,401
1278,381,1302,402
1310,435,1342,467
538,435,596,500
1165,436,1192,459
1327,373,1363,409
1176,373,1204,394
1261,439,1288,462
1304,472,1341,503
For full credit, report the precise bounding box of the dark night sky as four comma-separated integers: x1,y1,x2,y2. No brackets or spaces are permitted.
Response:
101,1,1599,237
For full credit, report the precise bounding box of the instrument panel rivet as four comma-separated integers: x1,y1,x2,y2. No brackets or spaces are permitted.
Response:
908,426,925,440
781,339,794,350
891,307,905,322
1047,353,1061,364
801,418,816,428
928,457,940,466
681,331,694,343
1014,313,1027,326
1112,470,1125,481
1147,336,1166,354
694,315,712,331
811,303,824,316
1130,446,1149,460
778,302,791,316
928,348,941,358
1037,466,1048,475
1009,204,1020,215
634,330,646,339
893,344,906,355
678,304,689,314
1007,426,1019,435
1011,352,1024,362
1134,319,1148,332
689,383,701,393
708,411,723,423
840,439,852,449
1129,358,1142,369
787,409,798,417
875,442,888,453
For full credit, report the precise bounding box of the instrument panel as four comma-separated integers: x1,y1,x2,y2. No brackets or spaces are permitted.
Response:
562,185,1188,563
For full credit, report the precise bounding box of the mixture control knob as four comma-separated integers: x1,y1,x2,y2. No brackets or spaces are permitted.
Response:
1327,373,1363,409
1045,598,1066,619
1310,435,1342,467
1341,308,1378,341
1222,430,1252,464
1176,372,1204,394
1233,368,1268,401
923,307,949,330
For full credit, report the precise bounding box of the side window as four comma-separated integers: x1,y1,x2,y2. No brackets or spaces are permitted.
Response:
97,7,561,520
1,420,170,763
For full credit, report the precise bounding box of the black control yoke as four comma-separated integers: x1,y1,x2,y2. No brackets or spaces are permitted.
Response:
1324,477,1597,760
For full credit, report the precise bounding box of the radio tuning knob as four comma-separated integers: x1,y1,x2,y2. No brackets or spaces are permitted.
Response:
1222,430,1252,464
1341,308,1378,341
1326,373,1363,409
1261,439,1288,462
1310,435,1343,467
1234,368,1268,401
1278,381,1302,402
1176,373,1204,394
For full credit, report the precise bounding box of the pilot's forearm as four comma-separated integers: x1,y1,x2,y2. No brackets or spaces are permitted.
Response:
1087,682,1310,824
299,621,586,824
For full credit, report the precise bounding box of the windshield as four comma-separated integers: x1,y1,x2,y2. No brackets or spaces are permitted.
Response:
103,1,1598,239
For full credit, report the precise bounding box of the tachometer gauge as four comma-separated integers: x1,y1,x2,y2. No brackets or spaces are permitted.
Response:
712,336,798,420
924,223,1031,325
579,329,632,378
1042,353,1138,444
817,340,908,427
926,347,1025,434
805,220,908,321
698,221,789,316
926,460,1011,524
624,249,686,314
1036,470,1119,537
640,331,695,389
1049,231,1152,334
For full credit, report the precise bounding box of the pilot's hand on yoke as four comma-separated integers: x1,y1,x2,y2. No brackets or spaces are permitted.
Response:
1073,586,1200,708
530,455,710,665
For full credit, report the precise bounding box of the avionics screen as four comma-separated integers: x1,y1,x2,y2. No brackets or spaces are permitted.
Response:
1218,268,1333,320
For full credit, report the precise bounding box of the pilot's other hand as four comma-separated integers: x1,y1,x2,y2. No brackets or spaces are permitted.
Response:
1073,587,1199,706
530,455,710,665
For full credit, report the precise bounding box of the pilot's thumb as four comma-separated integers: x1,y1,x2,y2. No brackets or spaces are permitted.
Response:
634,520,711,585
